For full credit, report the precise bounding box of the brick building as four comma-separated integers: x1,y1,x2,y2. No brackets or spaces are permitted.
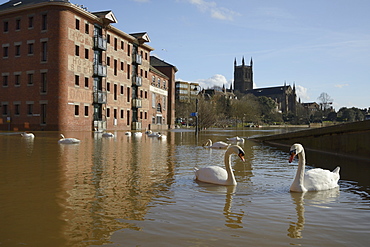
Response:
0,0,176,131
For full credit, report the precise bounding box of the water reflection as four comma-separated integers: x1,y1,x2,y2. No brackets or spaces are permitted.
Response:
288,188,340,239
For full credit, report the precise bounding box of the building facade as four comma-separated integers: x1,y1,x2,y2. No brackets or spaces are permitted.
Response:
233,57,296,114
0,0,175,131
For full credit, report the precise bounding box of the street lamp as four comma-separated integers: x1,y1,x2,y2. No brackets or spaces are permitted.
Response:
193,85,201,135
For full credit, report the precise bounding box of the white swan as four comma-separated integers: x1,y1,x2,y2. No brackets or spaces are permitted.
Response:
147,132,161,137
125,131,131,136
58,134,80,144
226,136,244,143
102,132,114,137
21,132,34,138
133,132,142,137
202,139,230,149
289,143,340,192
194,145,245,185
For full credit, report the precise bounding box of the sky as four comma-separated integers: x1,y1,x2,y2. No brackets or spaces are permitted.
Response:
8,0,370,109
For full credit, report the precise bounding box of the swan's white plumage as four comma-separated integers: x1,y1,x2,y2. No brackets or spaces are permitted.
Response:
289,143,340,192
21,132,34,138
102,132,114,137
195,145,245,185
227,136,244,143
58,134,80,144
202,139,230,149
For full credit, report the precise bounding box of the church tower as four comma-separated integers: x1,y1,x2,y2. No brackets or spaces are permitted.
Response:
233,57,253,93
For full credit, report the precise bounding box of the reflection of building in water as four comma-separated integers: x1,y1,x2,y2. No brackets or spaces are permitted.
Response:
58,133,176,245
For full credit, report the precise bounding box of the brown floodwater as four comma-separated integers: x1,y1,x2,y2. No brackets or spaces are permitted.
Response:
1,128,369,246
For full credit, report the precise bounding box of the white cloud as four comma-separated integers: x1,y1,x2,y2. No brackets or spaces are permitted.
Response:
188,0,240,21
194,74,229,89
335,83,349,88
295,85,310,102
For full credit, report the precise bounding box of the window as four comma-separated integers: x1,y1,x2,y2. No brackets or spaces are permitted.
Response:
28,16,34,28
127,44,130,56
84,77,89,88
41,41,47,61
107,82,110,92
27,73,33,85
16,19,21,30
127,64,130,79
75,75,79,86
3,46,8,58
75,19,80,30
15,74,20,86
121,61,124,71
127,87,130,102
27,104,33,115
3,75,8,87
106,108,110,117
84,106,88,116
121,41,124,50
41,72,47,93
84,48,88,59
14,104,20,116
75,45,79,56
107,34,110,44
114,38,117,50
15,45,21,56
120,109,124,119
41,104,46,124
74,105,79,116
3,21,8,32
2,104,8,115
107,56,110,66
85,23,89,34
152,93,156,108
120,85,124,94
28,43,34,55
114,59,117,76
41,14,47,30
114,84,117,100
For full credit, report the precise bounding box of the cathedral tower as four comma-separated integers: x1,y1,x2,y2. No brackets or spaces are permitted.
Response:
233,57,253,93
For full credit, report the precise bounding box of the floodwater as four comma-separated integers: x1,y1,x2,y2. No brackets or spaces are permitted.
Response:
1,128,369,247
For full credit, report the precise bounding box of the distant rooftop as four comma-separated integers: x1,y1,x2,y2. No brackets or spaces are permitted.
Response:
0,0,69,11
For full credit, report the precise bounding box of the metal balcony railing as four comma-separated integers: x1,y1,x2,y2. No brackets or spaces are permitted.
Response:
133,54,142,65
93,35,107,51
132,76,142,87
93,90,107,104
132,98,142,108
93,63,107,77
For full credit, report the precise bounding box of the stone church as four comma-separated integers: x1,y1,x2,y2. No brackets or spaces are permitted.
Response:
233,57,297,114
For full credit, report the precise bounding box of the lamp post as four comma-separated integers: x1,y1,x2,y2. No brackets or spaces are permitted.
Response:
193,85,201,136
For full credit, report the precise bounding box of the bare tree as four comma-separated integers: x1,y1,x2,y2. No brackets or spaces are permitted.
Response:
317,92,333,111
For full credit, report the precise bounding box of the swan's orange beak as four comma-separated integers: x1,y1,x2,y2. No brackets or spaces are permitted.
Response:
289,150,296,163
238,152,245,162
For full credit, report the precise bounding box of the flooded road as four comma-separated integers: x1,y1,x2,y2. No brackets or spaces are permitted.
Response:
1,128,369,246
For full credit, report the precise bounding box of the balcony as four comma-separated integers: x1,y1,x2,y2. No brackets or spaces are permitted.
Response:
93,90,107,104
132,75,142,87
131,121,142,130
133,54,142,65
93,63,107,77
132,98,142,108
93,35,107,51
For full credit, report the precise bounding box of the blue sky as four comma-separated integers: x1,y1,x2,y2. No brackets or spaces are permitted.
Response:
12,0,370,109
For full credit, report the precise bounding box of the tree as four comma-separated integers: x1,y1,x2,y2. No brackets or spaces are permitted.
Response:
317,92,333,111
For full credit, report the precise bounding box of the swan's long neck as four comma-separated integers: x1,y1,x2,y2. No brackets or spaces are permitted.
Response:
291,150,307,192
224,149,237,185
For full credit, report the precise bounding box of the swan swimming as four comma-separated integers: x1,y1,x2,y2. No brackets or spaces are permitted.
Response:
289,143,340,192
226,136,244,143
202,139,230,149
102,132,114,137
58,134,80,144
21,132,34,138
194,145,245,185
125,131,131,136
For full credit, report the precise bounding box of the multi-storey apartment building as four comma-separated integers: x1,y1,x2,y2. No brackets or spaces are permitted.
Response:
0,0,175,131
